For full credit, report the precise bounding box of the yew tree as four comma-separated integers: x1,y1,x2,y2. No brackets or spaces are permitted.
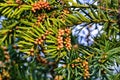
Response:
0,0,120,80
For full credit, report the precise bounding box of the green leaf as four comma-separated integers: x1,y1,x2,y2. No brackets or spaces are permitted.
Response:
22,32,35,41
0,34,7,45
76,12,90,22
10,8,19,18
2,7,10,14
7,22,18,29
45,49,57,53
31,27,41,36
20,19,34,26
66,14,79,21
35,26,45,34
46,40,56,44
21,36,34,42
18,41,33,46
0,29,9,34
3,7,13,16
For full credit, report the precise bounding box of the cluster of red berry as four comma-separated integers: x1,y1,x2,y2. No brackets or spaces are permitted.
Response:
0,69,10,80
59,9,70,21
34,30,52,45
57,29,64,50
82,60,90,79
54,75,63,80
64,28,71,50
71,57,81,68
65,36,71,50
0,46,11,80
28,30,51,56
57,28,71,50
27,48,34,56
37,14,47,22
34,34,45,45
32,1,51,12
35,13,47,25
65,28,71,35
1,46,10,62
63,9,70,14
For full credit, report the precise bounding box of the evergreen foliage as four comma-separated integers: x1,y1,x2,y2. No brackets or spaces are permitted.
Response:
0,0,120,80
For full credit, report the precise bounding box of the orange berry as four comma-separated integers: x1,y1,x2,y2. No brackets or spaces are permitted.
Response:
71,64,75,68
2,46,8,51
4,55,10,59
30,48,34,52
57,47,60,50
38,41,42,44
41,34,46,40
32,8,36,12
4,51,9,55
30,53,34,56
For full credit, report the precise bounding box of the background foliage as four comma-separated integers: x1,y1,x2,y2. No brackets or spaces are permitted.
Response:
0,0,120,80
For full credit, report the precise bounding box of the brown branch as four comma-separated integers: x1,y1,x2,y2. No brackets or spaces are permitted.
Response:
65,5,118,13
36,54,57,65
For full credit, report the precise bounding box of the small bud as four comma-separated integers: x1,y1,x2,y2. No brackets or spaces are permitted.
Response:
2,46,8,51
4,55,10,59
4,51,9,55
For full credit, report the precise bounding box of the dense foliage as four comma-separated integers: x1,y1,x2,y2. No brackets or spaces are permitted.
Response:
0,0,120,80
